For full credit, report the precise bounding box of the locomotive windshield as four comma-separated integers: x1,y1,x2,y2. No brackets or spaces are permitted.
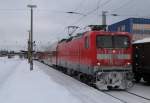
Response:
96,35,130,48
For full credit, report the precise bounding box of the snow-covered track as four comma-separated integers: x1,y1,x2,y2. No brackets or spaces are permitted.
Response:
39,61,150,103
36,61,123,103
100,91,128,103
39,61,127,103
104,90,150,103
125,91,150,101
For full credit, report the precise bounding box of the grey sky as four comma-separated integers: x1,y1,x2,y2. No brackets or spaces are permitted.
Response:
0,0,150,51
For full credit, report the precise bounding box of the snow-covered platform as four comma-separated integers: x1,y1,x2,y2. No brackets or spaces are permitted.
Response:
0,57,122,103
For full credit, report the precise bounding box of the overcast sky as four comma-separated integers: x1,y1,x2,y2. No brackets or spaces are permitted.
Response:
0,0,150,51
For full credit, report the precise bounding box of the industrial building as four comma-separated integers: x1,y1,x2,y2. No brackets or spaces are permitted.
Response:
108,18,150,41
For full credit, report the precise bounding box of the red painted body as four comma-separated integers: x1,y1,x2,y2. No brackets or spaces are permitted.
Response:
52,31,132,75
37,30,133,90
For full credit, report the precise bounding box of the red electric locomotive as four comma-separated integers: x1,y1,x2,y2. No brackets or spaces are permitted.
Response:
44,25,133,90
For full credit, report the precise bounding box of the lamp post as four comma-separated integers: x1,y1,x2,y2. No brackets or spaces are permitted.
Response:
27,4,37,71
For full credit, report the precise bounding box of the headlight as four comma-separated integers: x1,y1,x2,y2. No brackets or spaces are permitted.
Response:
97,62,101,66
126,62,131,67
127,62,131,65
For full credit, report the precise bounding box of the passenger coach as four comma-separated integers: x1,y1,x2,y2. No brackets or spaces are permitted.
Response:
133,38,150,83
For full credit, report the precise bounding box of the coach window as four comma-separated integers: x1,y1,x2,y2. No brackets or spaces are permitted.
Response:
85,36,89,48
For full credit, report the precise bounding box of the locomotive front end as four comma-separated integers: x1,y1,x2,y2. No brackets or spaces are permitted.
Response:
94,33,133,90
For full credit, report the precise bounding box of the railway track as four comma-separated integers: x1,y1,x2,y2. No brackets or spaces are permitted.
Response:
97,87,150,103
104,90,150,103
39,61,150,103
125,91,150,101
66,69,150,103
100,91,128,103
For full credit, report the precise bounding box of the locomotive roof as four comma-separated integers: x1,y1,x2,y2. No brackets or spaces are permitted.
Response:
58,33,84,43
58,31,130,44
133,38,150,44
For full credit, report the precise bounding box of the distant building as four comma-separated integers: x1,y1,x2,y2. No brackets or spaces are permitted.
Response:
108,18,150,41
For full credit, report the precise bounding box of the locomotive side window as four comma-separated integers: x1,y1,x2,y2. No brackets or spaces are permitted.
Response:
85,36,89,48
96,35,130,48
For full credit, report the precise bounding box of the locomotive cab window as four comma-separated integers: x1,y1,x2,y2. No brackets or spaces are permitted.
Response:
96,35,130,48
85,36,89,48
114,36,130,48
96,35,112,48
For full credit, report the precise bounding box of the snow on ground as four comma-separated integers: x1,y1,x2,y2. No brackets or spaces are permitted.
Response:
35,61,122,103
133,37,150,44
106,90,150,103
0,56,21,85
0,57,122,103
128,82,150,99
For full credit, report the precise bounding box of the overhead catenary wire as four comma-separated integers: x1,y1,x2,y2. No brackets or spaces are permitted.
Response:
0,9,27,11
108,0,150,19
96,0,103,23
68,0,113,26
35,0,111,39
72,0,150,27
1,1,148,40
73,0,87,12
0,8,27,11
54,0,114,38
110,0,136,13
0,8,63,14
84,0,113,16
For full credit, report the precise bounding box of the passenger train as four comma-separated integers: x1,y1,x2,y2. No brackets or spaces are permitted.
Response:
38,25,134,90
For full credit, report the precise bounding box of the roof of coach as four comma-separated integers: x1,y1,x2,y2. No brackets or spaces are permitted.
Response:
133,37,150,44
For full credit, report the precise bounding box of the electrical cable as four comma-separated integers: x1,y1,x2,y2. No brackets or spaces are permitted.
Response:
55,0,114,38
67,0,113,27
110,0,135,12
73,0,87,12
